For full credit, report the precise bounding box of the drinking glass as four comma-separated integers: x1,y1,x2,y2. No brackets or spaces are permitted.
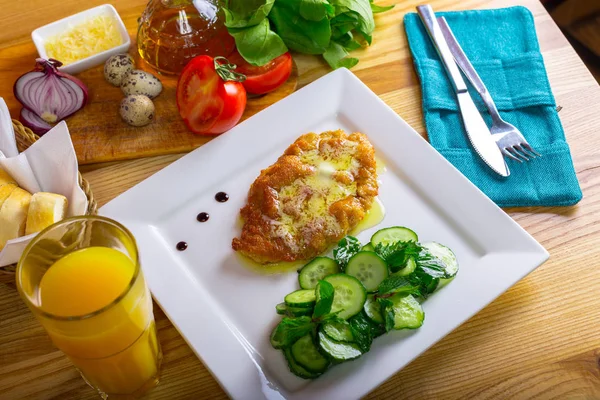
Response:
17,216,162,399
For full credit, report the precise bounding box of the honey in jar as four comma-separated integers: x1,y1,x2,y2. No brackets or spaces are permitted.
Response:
137,0,235,75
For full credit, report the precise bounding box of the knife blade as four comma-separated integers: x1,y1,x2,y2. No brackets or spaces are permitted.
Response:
416,5,509,177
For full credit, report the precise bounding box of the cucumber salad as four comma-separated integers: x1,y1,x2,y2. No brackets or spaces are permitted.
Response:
270,226,458,379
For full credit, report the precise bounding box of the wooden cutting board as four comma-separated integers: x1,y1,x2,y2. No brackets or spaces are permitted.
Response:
0,35,298,165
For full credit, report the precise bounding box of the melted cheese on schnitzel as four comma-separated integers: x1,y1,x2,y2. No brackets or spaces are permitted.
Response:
232,130,378,264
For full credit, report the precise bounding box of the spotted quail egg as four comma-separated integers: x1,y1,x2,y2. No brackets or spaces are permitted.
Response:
119,95,155,127
104,54,135,86
120,70,163,99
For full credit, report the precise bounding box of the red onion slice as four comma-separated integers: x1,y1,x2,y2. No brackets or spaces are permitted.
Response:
13,59,88,124
19,108,53,135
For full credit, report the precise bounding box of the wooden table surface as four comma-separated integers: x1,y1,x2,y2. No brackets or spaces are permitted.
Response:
2,0,600,399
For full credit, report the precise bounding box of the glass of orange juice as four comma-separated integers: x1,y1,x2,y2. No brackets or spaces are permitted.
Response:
17,216,162,398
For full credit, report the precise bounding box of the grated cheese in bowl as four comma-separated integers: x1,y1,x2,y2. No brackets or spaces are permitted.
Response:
44,15,123,66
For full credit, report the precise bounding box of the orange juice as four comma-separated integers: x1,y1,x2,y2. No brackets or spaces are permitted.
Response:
40,247,135,316
36,246,161,396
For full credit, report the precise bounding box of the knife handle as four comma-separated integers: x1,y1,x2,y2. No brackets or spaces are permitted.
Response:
437,17,502,124
417,5,468,94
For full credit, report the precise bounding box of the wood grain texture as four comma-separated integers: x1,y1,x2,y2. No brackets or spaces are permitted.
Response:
2,0,600,399
0,19,298,164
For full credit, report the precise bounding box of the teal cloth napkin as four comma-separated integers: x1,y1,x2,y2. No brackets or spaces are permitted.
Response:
404,6,582,207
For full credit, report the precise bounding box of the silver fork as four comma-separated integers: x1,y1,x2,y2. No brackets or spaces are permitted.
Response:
437,17,541,162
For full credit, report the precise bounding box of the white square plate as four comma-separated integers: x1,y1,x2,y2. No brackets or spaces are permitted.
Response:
100,68,548,400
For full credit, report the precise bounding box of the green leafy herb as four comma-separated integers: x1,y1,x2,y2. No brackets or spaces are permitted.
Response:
270,0,332,55
333,30,362,50
404,248,450,298
377,298,395,332
417,249,449,279
331,0,375,44
313,280,335,319
270,316,314,349
369,0,394,14
376,274,421,297
330,12,359,40
317,311,343,323
409,268,439,298
333,236,361,269
299,0,335,21
375,241,422,272
323,41,359,69
228,19,288,66
222,0,393,68
224,0,275,28
369,321,386,338
348,312,373,352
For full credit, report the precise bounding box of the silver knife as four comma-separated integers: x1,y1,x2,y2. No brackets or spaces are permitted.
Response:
416,5,509,177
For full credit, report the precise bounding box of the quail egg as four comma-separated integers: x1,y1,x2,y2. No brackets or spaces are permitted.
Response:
104,54,135,86
119,95,155,127
120,70,163,99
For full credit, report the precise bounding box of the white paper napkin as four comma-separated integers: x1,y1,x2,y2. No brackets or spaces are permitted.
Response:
0,98,88,267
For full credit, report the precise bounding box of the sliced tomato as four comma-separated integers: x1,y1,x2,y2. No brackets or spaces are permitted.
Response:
177,56,247,135
205,80,247,134
228,51,293,95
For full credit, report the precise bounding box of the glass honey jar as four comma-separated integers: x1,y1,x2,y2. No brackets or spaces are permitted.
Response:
137,0,235,75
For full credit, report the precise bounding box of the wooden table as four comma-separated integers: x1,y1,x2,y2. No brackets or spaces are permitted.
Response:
1,0,600,398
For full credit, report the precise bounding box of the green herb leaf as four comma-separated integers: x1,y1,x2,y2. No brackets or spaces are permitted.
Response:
330,13,359,39
369,321,386,338
299,0,335,21
228,19,288,66
270,316,314,349
369,0,394,14
313,280,335,319
224,0,275,28
331,0,376,40
377,274,421,296
417,248,449,278
335,32,362,51
377,298,395,332
333,236,361,268
319,311,343,323
375,241,422,272
348,312,373,353
270,0,332,54
323,41,359,69
405,248,450,298
409,271,439,298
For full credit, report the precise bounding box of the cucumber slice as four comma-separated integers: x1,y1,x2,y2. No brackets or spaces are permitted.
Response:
363,295,384,324
423,242,459,278
322,320,354,342
323,274,367,320
371,226,418,247
275,302,287,315
345,251,389,292
389,294,424,329
298,257,340,289
317,330,362,362
393,257,417,277
361,243,375,252
291,335,330,373
285,289,316,308
283,348,321,379
275,302,313,317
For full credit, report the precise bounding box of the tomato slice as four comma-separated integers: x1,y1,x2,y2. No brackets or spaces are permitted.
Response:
177,56,225,133
206,81,247,134
177,55,248,135
228,51,293,95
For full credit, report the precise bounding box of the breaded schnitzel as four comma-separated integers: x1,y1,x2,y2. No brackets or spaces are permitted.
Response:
232,130,378,264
